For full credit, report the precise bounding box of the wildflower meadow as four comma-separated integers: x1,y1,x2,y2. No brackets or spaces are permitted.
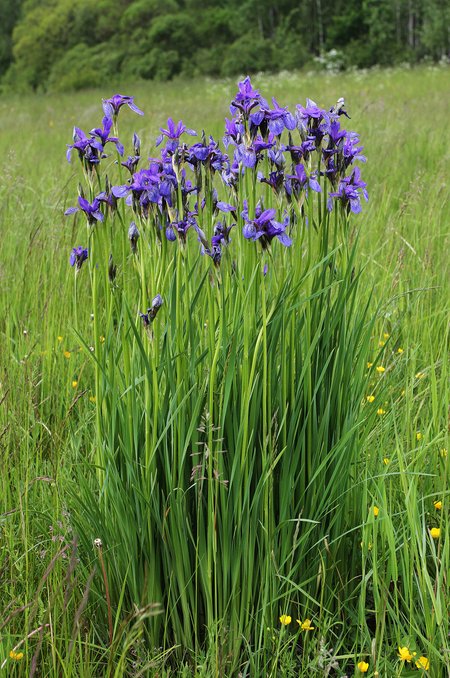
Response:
0,66,448,677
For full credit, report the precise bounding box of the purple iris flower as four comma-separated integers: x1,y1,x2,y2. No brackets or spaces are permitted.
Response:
128,221,140,253
322,157,340,186
190,136,227,173
165,223,176,241
221,160,240,188
140,294,163,327
132,133,141,156
286,163,321,198
328,166,368,214
233,133,276,169
102,94,144,120
96,176,119,213
205,243,222,266
90,116,124,156
268,146,285,168
166,212,197,244
181,173,197,198
233,143,257,169
342,131,366,169
195,224,223,267
155,118,197,153
242,201,292,249
121,154,141,175
230,76,261,118
211,221,234,247
65,196,104,225
322,121,347,171
112,167,162,215
250,97,296,137
129,168,160,194
322,123,366,183
121,133,141,174
201,240,222,267
325,120,347,148
223,117,244,147
188,142,210,163
66,127,102,165
285,135,316,164
69,246,88,270
308,122,328,148
268,98,296,133
296,99,327,133
252,133,276,153
259,170,285,195
215,201,236,220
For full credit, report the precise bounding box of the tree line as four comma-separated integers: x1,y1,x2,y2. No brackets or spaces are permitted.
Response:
0,0,448,91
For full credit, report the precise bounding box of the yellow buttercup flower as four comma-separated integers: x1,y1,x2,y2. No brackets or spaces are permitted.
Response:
367,362,373,369
99,335,105,343
9,650,24,661
415,656,429,670
373,506,379,517
398,646,414,662
383,332,390,339
377,408,385,415
416,431,422,441
376,366,385,373
279,614,291,625
366,395,375,403
297,618,314,631
383,457,390,465
357,661,369,673
72,380,78,388
430,527,440,539
397,347,404,354
63,350,71,359
433,500,442,510
415,371,424,379
378,340,385,347
57,335,63,342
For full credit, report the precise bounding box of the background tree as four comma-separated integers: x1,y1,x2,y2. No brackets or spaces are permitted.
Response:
0,0,448,91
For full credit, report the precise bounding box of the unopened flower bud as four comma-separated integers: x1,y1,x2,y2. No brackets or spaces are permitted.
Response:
128,221,140,253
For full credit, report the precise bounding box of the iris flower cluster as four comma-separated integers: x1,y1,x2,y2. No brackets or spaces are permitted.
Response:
65,80,368,307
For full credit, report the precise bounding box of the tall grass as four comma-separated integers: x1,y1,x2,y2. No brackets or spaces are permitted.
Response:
0,66,448,676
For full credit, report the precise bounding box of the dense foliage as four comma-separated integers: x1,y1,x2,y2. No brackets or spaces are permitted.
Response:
1,0,449,91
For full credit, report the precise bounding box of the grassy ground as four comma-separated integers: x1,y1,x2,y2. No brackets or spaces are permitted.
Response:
0,66,448,676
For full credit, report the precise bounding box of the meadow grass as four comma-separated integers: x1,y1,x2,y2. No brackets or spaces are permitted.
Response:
0,66,448,676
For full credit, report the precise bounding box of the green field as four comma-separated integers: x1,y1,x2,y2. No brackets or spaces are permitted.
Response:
0,66,448,676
